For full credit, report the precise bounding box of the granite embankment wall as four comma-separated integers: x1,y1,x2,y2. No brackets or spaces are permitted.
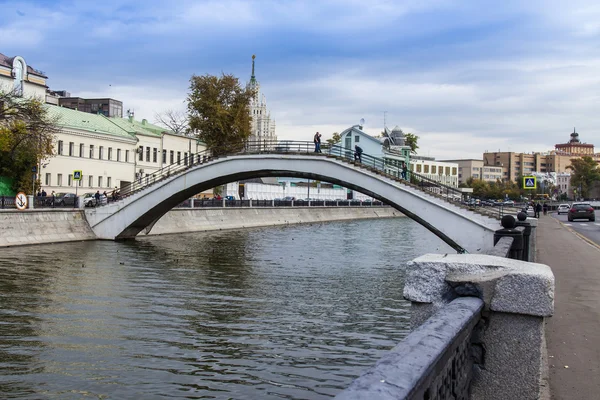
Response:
0,207,402,247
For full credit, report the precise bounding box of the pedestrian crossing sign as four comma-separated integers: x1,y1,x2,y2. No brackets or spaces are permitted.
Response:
523,176,537,189
73,170,82,181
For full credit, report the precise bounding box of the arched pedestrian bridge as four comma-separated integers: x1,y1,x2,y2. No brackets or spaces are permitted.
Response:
85,142,501,253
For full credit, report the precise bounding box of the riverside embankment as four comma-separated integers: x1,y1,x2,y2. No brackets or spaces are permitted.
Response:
0,207,403,247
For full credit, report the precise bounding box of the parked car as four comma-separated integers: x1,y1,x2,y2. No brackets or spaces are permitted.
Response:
55,192,77,206
82,192,97,207
567,203,595,222
502,200,515,207
557,204,570,215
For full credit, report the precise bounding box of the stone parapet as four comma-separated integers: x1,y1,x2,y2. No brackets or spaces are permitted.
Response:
404,253,554,400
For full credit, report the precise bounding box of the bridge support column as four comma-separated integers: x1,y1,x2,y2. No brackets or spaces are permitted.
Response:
404,254,554,400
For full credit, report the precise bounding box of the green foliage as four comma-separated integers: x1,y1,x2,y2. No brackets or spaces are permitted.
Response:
326,132,341,145
567,156,600,198
404,133,419,154
463,177,522,200
187,73,254,156
0,90,58,194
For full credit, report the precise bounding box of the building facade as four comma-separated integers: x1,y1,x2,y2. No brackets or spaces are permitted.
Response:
409,156,459,187
444,159,503,185
483,129,600,182
0,52,47,99
59,97,123,118
247,55,277,148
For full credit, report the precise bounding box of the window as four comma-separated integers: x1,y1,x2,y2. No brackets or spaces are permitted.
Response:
79,143,84,157
117,149,121,161
57,174,63,186
108,148,113,160
68,174,73,186
153,148,157,163
177,151,181,165
184,152,188,165
99,146,104,160
45,173,51,186
89,145,94,158
69,142,74,156
162,149,167,163
416,164,422,173
98,176,103,187
424,165,429,173
146,146,150,162
170,151,174,164
89,175,93,187
138,146,143,161
125,150,129,163
355,136,360,143
445,167,451,175
58,140,64,155
432,166,437,174
107,177,112,188
452,167,457,175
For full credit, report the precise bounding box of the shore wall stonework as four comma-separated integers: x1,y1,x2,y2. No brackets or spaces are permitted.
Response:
0,207,402,247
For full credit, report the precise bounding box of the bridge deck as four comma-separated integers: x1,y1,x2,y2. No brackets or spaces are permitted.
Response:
539,216,600,399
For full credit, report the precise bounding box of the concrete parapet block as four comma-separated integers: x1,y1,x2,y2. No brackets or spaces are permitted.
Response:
404,253,554,400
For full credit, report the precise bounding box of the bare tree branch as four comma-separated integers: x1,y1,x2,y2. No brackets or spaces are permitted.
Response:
154,109,189,135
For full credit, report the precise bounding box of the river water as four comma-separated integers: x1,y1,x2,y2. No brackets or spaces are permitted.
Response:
0,218,452,399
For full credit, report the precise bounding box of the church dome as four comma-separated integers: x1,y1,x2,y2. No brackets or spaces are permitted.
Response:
392,125,403,134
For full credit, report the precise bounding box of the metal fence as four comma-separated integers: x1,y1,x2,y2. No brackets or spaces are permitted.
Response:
92,140,472,214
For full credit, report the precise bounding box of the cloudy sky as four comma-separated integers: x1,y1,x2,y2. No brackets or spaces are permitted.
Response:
1,0,599,159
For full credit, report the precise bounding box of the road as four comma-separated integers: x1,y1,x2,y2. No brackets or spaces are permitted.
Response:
538,217,600,400
550,212,600,246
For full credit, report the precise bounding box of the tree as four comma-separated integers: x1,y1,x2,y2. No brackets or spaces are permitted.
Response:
154,109,189,135
326,132,341,145
187,73,254,156
404,133,419,154
0,90,59,194
567,156,600,198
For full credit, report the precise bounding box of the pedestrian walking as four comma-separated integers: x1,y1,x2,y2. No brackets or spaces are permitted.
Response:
543,202,548,216
401,162,408,179
354,145,363,163
535,202,542,218
313,132,322,153
51,191,56,207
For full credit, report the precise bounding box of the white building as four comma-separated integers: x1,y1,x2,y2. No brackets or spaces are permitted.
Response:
409,156,459,187
247,55,277,148
0,52,47,99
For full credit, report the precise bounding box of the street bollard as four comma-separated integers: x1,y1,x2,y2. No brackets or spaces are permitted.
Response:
493,215,524,260
515,212,532,262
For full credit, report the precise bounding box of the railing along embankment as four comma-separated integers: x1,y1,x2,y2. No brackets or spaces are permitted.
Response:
336,213,553,400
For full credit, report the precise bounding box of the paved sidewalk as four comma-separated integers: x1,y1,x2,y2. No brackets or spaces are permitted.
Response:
538,216,600,400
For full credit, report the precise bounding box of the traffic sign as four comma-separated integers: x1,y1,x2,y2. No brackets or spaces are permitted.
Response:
15,192,28,210
73,170,82,181
523,176,537,190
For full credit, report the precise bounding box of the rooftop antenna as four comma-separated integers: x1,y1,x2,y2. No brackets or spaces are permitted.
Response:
359,118,365,130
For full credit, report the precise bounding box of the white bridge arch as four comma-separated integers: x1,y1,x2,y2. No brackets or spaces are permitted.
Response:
84,154,499,253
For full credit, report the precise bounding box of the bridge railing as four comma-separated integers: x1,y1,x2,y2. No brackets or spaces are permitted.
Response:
100,140,476,216
336,214,552,400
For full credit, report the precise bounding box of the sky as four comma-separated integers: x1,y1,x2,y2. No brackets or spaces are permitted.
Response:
1,0,599,159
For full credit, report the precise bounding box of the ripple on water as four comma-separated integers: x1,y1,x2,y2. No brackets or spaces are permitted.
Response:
0,218,451,399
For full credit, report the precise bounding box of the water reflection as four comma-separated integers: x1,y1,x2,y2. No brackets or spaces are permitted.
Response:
0,218,451,399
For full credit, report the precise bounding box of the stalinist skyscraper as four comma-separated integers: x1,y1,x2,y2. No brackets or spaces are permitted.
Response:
247,55,277,148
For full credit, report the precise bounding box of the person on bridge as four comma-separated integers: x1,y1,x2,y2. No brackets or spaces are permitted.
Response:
354,145,363,163
314,132,322,153
401,162,408,179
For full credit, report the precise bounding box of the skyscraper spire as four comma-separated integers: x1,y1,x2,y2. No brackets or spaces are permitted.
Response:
250,54,256,85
